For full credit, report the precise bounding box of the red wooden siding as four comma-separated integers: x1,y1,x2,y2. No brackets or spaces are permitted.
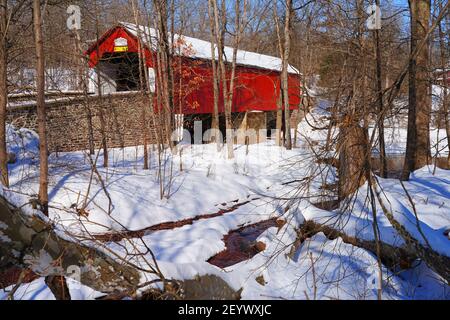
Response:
86,26,302,114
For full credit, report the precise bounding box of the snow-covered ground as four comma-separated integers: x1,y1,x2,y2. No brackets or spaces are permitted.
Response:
1,98,449,300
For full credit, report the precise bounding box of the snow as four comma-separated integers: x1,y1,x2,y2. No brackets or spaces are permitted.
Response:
233,227,448,300
120,22,300,74
237,232,404,300
0,278,104,300
2,125,331,235
299,168,450,257
1,99,449,300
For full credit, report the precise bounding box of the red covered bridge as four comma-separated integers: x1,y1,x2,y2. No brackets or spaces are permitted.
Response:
86,22,302,133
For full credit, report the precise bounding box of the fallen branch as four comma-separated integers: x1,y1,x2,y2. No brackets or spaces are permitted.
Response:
289,220,418,270
373,181,450,283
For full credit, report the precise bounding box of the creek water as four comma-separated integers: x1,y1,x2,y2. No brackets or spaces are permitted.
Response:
372,155,449,178
207,218,278,268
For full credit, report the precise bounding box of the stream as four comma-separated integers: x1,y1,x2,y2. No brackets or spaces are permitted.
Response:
207,218,279,268
372,155,449,178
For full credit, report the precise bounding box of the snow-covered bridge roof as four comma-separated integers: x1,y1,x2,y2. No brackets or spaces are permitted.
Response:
119,22,300,75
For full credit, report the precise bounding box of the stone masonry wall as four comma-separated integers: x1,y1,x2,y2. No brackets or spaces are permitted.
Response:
7,92,160,153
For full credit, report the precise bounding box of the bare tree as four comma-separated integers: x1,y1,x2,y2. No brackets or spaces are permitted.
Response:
94,0,109,168
226,0,247,157
32,0,48,214
154,0,175,148
0,0,9,187
273,3,284,146
436,0,449,166
281,0,293,150
72,23,95,156
207,0,221,149
373,0,387,178
335,0,370,199
211,0,234,159
131,0,150,170
402,0,431,180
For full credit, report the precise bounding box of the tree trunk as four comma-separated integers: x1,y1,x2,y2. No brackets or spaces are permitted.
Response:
32,0,49,215
222,0,234,159
273,5,284,147
212,0,234,159
402,0,431,180
437,2,450,167
75,28,95,156
445,6,450,167
154,0,175,148
336,1,368,201
374,0,387,178
132,0,149,170
94,0,108,167
276,89,283,146
207,0,221,149
338,121,368,200
282,0,292,150
0,0,9,187
223,0,245,158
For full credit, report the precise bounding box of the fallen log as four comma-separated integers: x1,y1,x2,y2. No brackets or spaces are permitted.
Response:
45,275,71,300
0,196,141,294
373,186,450,283
289,220,418,270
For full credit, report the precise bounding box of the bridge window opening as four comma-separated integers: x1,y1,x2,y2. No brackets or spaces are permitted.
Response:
97,52,147,92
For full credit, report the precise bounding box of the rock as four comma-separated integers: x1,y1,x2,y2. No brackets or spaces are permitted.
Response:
140,275,242,300
255,241,266,252
179,275,242,300
0,196,141,293
255,275,266,286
